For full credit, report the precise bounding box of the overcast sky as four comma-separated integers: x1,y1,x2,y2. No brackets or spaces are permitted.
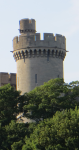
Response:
0,0,79,83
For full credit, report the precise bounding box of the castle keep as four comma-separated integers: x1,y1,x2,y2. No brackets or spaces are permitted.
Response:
13,18,66,94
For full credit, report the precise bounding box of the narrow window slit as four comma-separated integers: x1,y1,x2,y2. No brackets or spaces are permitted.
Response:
35,74,37,83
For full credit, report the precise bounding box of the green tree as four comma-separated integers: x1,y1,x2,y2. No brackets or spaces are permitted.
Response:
23,78,79,121
11,122,37,150
11,140,23,150
0,79,79,150
0,124,7,150
22,107,79,150
0,120,36,150
0,84,24,126
5,120,29,150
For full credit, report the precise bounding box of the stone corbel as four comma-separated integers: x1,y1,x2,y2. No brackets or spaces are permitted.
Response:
50,49,52,57
45,49,47,57
37,49,39,57
28,50,31,58
32,49,35,57
41,49,43,57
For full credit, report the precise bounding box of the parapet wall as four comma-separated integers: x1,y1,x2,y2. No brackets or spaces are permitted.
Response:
0,72,16,88
13,33,66,51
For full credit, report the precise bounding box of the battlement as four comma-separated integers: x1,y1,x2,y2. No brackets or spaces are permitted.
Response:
0,72,16,88
13,33,66,50
13,18,66,63
19,18,36,34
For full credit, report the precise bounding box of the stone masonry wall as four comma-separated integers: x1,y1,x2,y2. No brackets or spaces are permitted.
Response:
0,72,16,89
16,56,63,94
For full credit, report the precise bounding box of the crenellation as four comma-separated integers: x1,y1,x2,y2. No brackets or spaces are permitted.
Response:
13,33,66,51
62,36,65,44
13,18,66,51
13,36,18,50
34,33,41,40
0,72,16,88
55,34,62,43
44,33,54,40
13,36,18,43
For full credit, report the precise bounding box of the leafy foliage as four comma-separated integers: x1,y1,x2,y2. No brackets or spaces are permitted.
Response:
5,120,29,150
0,120,37,150
22,107,79,150
0,79,79,150
0,84,26,126
23,78,79,121
0,84,20,126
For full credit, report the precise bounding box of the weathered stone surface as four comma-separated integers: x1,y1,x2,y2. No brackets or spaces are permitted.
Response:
13,18,66,94
0,72,16,89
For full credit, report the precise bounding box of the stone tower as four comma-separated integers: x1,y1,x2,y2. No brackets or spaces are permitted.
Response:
13,18,66,94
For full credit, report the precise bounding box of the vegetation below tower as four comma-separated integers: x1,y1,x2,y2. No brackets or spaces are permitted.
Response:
0,78,79,150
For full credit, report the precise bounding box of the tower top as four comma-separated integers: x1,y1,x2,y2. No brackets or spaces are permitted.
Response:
19,18,36,34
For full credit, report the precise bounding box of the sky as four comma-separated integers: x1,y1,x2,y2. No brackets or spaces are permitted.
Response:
0,0,79,83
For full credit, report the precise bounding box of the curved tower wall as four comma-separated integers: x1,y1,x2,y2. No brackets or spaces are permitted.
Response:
13,18,66,94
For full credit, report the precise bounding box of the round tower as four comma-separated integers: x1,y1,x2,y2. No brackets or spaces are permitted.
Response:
13,18,66,94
